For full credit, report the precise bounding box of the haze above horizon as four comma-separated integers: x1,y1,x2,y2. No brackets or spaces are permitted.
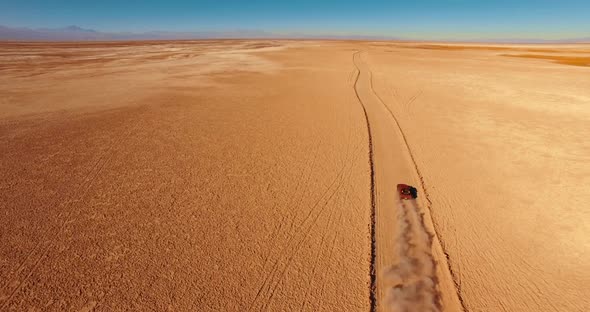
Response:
1,0,589,40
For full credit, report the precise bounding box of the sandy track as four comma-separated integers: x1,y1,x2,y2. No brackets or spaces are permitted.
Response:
352,51,462,312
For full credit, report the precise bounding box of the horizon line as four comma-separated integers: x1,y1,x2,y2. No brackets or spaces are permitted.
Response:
1,24,589,44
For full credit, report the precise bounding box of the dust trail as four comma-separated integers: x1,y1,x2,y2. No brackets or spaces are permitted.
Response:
382,200,440,312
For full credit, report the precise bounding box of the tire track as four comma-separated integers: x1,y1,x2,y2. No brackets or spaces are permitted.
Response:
258,147,363,312
247,141,363,312
310,72,366,311
0,133,115,295
261,136,322,270
262,143,364,310
0,147,113,310
298,89,357,311
299,139,360,312
315,159,360,312
298,199,337,312
0,107,147,310
285,136,326,235
352,50,378,312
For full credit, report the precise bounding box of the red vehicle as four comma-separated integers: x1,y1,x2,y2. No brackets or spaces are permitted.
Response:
397,184,418,200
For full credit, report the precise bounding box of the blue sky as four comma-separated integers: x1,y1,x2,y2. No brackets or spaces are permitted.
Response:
1,0,589,39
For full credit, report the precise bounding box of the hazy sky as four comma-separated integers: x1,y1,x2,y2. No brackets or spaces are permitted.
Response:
2,0,589,39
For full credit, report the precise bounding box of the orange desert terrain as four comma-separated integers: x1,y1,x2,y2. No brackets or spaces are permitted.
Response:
0,40,589,311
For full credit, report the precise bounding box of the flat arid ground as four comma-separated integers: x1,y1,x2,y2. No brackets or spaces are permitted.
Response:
1,40,589,311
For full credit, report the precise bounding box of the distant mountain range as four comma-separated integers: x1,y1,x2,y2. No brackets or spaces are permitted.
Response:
0,25,588,43
0,25,280,41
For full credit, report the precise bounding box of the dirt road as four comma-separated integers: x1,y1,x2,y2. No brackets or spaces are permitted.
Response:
353,51,461,312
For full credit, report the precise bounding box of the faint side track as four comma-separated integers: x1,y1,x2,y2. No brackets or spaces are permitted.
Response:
366,62,467,312
0,107,148,311
246,140,365,312
0,141,119,310
352,51,378,312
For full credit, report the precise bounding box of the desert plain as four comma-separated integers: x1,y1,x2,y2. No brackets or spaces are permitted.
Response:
0,40,589,311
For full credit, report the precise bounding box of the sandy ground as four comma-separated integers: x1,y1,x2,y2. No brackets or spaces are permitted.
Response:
1,40,589,311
